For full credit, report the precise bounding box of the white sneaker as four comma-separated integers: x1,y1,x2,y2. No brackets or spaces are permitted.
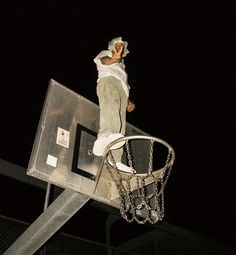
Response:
116,162,134,173
93,133,125,156
108,161,134,174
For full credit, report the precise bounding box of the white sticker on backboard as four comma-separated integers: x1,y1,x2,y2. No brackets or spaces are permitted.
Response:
56,127,70,148
46,154,58,167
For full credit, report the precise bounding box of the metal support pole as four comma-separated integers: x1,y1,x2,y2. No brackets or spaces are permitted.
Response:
43,182,52,210
3,189,90,255
39,182,52,255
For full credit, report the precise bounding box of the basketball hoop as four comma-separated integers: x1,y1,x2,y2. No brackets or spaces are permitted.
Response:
103,135,175,224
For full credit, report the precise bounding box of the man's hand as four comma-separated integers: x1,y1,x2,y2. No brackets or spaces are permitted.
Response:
112,45,123,63
101,43,124,65
127,99,135,112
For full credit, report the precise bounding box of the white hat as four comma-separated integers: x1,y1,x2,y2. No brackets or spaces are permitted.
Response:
108,36,129,57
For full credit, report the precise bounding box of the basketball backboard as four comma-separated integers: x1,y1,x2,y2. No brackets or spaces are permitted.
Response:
27,79,174,211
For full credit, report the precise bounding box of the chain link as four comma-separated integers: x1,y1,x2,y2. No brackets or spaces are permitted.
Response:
105,138,174,224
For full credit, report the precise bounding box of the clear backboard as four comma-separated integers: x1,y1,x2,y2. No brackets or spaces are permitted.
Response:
27,79,174,214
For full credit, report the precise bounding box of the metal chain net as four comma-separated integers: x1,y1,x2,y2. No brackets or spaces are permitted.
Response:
105,138,174,224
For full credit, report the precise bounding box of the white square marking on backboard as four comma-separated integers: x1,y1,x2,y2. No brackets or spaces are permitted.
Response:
56,127,70,148
46,154,58,167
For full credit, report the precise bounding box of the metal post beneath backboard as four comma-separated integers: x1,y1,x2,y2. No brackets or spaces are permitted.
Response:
3,189,90,255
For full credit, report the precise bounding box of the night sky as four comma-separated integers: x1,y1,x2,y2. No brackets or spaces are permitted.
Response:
1,1,236,249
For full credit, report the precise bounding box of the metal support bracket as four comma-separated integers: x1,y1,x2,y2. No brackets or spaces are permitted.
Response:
3,189,90,255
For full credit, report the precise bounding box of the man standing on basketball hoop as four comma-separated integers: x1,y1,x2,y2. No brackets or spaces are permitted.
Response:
93,36,135,172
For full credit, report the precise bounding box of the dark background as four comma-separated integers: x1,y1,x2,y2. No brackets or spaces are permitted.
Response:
1,0,235,249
